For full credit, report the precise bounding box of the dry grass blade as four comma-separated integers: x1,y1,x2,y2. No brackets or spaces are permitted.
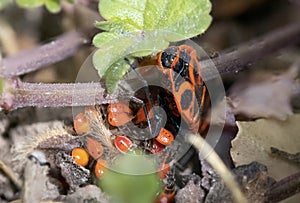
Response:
188,134,248,203
0,159,22,189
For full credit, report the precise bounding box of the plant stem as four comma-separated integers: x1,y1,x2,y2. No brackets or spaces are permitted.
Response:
202,22,300,80
0,28,97,78
11,80,118,110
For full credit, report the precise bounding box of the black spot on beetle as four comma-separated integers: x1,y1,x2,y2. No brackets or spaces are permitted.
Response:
180,90,193,110
173,50,190,78
160,47,178,68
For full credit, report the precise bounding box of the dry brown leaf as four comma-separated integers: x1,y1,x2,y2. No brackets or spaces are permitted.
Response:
231,114,300,202
229,65,298,120
231,115,300,181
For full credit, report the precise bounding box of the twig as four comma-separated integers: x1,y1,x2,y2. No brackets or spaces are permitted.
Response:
9,80,119,110
0,28,97,78
188,134,248,203
202,22,300,80
265,171,300,202
270,147,300,163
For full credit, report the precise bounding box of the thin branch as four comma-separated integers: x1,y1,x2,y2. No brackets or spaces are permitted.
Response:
270,147,300,163
202,22,300,81
265,171,300,202
8,80,119,110
0,28,97,78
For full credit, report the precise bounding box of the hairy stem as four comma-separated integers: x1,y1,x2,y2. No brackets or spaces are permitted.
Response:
10,80,118,110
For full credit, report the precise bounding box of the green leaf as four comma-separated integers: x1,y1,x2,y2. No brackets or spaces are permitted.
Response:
99,0,146,29
100,154,162,203
16,0,43,7
93,33,136,77
143,0,212,39
95,21,139,33
92,30,169,79
45,0,61,13
104,59,131,93
93,32,119,48
93,0,212,92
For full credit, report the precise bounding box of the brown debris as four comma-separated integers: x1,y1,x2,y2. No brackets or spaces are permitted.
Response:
229,65,298,120
23,153,60,203
55,151,90,192
61,185,110,203
175,177,205,203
